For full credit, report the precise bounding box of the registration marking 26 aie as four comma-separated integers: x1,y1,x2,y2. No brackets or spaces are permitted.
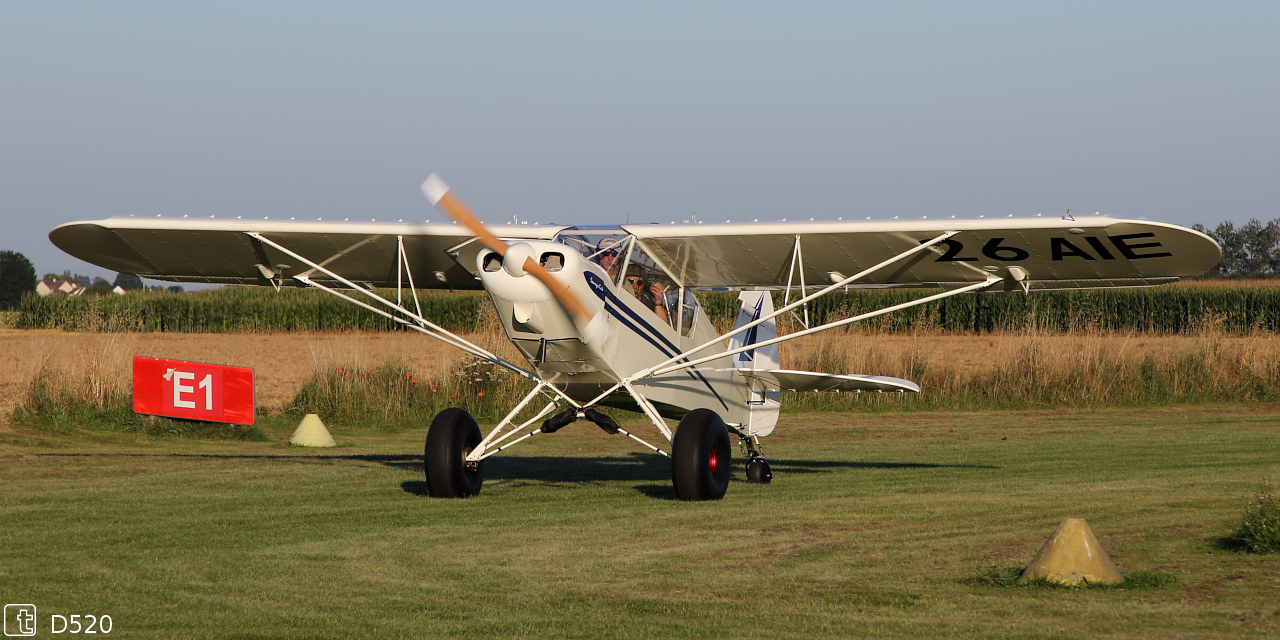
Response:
924,233,1173,262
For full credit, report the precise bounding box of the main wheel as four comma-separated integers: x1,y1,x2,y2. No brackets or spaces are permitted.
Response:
424,408,484,498
671,409,732,501
746,457,772,484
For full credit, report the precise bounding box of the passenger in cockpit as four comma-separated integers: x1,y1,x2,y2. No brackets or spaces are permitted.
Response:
625,264,669,323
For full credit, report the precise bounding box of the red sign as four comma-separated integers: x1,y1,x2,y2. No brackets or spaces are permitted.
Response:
133,357,255,425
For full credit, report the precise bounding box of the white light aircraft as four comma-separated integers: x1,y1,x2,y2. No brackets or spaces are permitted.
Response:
50,176,1221,500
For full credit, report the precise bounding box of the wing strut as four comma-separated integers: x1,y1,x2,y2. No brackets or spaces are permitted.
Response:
582,231,962,404
246,231,579,407
622,380,674,442
782,235,810,329
648,276,999,377
395,235,425,319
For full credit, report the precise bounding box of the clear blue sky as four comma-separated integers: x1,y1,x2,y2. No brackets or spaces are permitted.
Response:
2,1,1277,279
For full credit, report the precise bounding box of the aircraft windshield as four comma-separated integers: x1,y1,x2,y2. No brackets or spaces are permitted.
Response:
555,229,630,284
555,227,700,335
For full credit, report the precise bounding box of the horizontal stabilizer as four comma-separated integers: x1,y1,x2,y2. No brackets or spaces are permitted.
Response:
733,369,920,393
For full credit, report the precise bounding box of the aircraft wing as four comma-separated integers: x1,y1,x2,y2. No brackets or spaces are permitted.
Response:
734,369,920,393
49,217,568,288
622,217,1220,290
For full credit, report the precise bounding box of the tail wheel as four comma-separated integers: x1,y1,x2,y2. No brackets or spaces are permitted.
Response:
746,457,772,484
424,408,484,498
671,409,732,501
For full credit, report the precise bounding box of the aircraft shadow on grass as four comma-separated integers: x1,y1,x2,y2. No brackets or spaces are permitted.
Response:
393,454,998,501
33,452,995,502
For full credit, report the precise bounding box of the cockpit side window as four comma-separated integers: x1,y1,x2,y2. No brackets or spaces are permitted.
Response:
551,229,701,335
618,243,700,333
672,287,699,337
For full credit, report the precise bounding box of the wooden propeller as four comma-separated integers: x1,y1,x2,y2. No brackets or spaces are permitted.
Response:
421,174,592,324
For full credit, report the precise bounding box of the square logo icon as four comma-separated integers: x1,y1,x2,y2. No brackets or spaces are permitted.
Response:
3,605,36,637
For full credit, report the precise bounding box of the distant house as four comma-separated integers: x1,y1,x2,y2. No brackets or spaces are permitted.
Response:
36,277,127,297
38,279,91,297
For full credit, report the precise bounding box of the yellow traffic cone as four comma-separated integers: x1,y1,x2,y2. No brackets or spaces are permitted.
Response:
1017,517,1124,585
290,414,337,447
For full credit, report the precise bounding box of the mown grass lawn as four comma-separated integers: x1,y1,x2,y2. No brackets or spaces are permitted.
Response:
2,404,1278,638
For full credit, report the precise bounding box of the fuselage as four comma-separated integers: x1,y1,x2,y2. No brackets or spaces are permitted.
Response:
476,238,751,423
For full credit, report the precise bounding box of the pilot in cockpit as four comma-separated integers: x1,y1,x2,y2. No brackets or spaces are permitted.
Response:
594,237,622,279
624,264,669,324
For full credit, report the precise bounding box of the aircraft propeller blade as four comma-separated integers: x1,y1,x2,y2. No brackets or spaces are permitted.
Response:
421,174,592,324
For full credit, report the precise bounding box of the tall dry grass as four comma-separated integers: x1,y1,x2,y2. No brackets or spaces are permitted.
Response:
11,332,137,429
5,299,538,434
278,324,1280,426
9,331,268,438
9,286,1280,435
280,297,540,430
782,326,1280,411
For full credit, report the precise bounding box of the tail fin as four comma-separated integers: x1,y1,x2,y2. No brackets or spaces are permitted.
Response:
727,291,779,370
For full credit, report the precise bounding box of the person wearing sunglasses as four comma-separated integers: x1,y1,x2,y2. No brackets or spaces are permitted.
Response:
624,265,668,323
595,237,622,279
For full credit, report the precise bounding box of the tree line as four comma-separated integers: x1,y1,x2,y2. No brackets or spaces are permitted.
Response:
1192,219,1280,278
0,254,183,311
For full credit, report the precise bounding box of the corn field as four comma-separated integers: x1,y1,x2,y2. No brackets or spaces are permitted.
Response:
18,282,1280,335
699,284,1280,334
15,286,486,333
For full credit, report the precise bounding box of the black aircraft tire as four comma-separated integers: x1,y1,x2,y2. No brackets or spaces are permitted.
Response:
671,409,732,501
424,408,484,498
746,458,773,484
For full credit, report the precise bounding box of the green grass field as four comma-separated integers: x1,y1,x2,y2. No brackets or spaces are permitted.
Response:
2,405,1278,638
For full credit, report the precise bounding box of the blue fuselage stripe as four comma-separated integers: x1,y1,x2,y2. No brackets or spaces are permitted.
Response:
737,296,764,363
584,272,728,410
